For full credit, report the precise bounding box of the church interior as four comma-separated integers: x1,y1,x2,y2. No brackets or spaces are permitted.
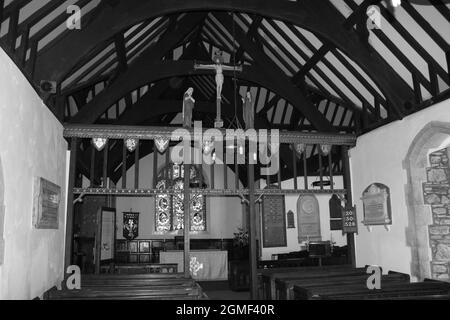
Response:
0,0,449,301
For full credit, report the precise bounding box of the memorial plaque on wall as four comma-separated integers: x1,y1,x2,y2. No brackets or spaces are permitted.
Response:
32,177,61,229
361,183,392,227
262,186,287,248
297,195,322,242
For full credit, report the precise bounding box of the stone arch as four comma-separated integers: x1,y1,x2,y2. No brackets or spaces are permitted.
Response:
0,156,4,265
403,121,450,281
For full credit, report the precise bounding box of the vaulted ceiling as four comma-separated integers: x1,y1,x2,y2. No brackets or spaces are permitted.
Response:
0,0,448,134
0,0,449,183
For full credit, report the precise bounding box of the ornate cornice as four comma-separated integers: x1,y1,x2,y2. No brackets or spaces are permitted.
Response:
64,124,357,146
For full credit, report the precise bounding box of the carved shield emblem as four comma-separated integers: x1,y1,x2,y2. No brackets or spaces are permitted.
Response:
125,138,138,152
155,136,170,153
92,138,108,151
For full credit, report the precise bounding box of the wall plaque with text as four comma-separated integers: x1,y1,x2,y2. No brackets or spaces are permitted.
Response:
32,177,61,229
262,186,287,248
361,183,392,227
342,206,358,234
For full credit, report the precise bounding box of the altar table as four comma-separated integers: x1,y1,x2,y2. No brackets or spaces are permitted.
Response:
160,250,228,281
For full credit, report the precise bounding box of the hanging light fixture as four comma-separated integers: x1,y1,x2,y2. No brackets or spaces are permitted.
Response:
293,143,306,158
125,138,138,152
320,144,331,157
92,137,107,151
202,139,214,155
154,136,170,154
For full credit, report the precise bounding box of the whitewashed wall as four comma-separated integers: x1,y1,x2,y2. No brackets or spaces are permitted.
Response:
350,98,450,275
0,48,67,299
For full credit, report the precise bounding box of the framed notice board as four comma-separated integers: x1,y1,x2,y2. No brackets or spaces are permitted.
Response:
342,206,358,234
262,186,287,248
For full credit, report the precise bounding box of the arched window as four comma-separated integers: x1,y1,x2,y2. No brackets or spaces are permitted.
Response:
155,163,206,232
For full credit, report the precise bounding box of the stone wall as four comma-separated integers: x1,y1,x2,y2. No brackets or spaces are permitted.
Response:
423,148,450,280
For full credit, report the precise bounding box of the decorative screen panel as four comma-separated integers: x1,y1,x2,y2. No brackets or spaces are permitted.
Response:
155,163,206,232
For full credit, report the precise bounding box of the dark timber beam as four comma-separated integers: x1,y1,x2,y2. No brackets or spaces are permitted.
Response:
214,13,332,132
69,60,329,127
70,13,207,123
33,0,413,114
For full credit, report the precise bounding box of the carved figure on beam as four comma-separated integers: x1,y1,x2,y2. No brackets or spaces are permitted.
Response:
183,87,195,128
194,50,243,128
242,91,255,130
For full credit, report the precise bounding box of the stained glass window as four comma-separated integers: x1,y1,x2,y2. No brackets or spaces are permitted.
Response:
155,163,206,232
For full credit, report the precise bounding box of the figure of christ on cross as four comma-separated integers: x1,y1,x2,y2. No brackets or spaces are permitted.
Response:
194,50,243,128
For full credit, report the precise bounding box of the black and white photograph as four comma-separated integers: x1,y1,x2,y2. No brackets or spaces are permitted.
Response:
0,0,450,311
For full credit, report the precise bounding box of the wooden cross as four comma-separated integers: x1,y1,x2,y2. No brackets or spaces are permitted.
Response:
194,51,242,128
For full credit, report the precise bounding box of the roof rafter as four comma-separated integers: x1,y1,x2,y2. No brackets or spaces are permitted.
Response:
213,12,333,132
30,0,413,115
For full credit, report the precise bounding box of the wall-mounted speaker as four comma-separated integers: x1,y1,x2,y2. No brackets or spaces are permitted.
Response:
39,80,57,94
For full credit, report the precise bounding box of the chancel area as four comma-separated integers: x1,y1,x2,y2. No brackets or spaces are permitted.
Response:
0,0,450,301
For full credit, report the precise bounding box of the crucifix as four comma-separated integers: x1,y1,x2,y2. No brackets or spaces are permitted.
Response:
194,50,243,128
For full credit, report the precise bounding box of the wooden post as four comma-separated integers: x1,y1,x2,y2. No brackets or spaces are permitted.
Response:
328,148,334,191
153,143,158,188
341,146,356,267
292,144,298,190
102,140,108,188
248,156,258,299
121,141,127,189
90,147,96,187
183,162,191,278
94,208,102,275
303,147,308,189
65,138,78,270
318,149,323,190
134,141,140,189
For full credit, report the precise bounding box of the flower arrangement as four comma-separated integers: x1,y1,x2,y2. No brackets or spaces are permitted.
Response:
233,228,249,247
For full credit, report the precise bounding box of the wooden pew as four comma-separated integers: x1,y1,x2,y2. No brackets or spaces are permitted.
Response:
49,284,202,300
112,263,178,274
261,265,358,300
48,274,205,300
276,272,409,300
293,279,450,300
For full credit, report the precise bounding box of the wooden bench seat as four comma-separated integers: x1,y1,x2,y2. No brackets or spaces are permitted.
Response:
293,279,450,300
276,272,409,300
48,274,204,300
49,284,201,300
262,266,362,300
111,263,178,274
82,277,193,287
